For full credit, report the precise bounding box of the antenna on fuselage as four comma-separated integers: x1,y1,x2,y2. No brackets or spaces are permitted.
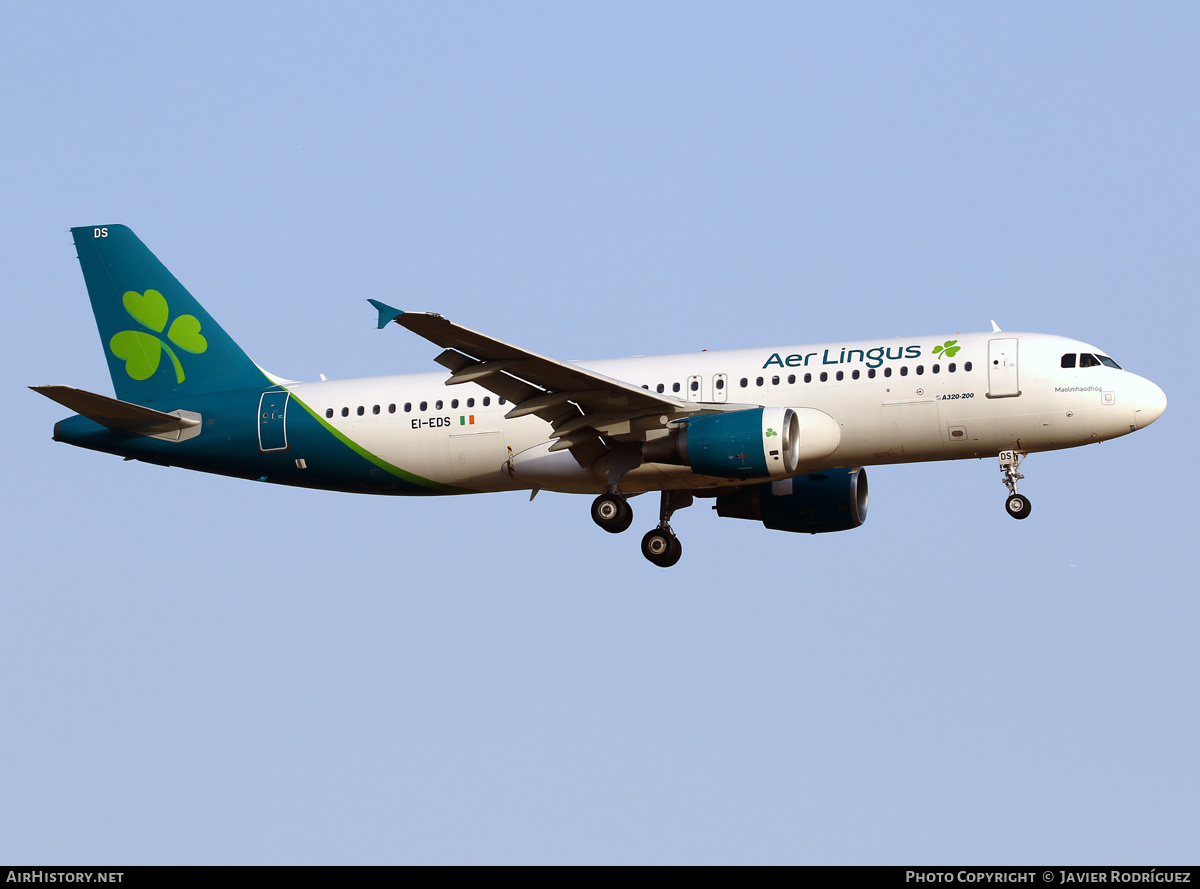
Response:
990,320,1002,332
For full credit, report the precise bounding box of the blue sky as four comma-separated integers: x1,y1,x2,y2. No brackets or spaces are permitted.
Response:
2,2,1197,863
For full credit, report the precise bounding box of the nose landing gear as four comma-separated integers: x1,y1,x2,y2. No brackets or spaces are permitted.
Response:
999,450,1032,520
640,490,693,567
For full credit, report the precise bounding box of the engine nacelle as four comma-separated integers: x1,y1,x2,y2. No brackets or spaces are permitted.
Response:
715,467,868,533
643,406,840,481
641,406,798,480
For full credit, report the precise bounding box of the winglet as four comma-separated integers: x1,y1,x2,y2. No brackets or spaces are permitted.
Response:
368,299,404,329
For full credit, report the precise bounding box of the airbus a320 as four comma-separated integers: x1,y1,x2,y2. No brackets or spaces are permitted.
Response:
33,225,1167,566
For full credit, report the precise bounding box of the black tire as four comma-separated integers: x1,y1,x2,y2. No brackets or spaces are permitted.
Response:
592,493,633,533
641,528,682,567
1005,493,1032,520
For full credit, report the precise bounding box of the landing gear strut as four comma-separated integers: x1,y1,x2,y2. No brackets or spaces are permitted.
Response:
640,490,692,567
999,450,1032,520
591,491,633,533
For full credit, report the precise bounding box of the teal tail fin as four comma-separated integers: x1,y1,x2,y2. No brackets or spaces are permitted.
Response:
72,225,268,404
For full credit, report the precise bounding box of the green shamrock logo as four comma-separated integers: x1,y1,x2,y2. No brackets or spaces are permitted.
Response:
109,290,207,383
765,427,778,437
932,339,960,359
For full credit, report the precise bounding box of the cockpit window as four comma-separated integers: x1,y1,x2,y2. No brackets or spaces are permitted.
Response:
1098,355,1121,369
1061,353,1076,368
1079,353,1100,368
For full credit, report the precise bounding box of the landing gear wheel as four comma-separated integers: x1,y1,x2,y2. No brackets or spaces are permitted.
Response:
641,527,682,567
591,493,633,534
1005,493,1032,520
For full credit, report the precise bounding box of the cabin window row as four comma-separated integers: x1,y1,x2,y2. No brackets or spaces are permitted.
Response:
325,396,504,419
734,362,970,387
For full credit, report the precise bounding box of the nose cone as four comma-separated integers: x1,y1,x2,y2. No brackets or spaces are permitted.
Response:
1134,377,1167,429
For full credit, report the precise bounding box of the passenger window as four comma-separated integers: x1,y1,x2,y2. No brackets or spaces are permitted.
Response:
404,403,412,412
1061,353,1077,368
674,382,681,392
451,399,459,409
356,406,365,416
483,397,491,406
804,373,812,383
690,380,699,392
852,369,860,380
787,374,796,384
739,379,747,388
499,398,506,405
835,371,843,381
916,365,924,375
325,408,333,418
931,365,940,374
656,383,664,393
964,361,973,372
435,400,443,410
388,403,396,413
419,401,427,411
341,407,349,417
884,367,892,378
467,398,475,407
772,375,780,385
868,369,876,379
641,384,649,390
820,372,828,382
900,367,908,377
716,378,725,390
755,377,764,387
372,405,380,415
948,363,956,373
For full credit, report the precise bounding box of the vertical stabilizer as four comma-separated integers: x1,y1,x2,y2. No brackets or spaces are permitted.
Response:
72,225,268,404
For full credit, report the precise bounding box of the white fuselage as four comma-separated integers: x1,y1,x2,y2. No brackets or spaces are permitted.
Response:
287,331,1165,494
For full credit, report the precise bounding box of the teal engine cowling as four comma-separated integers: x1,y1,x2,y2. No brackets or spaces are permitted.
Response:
643,406,841,481
714,467,868,533
643,406,800,480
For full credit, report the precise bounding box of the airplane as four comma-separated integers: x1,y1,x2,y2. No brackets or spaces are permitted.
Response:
33,225,1168,567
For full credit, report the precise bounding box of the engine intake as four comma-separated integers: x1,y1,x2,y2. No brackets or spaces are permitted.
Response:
715,467,868,533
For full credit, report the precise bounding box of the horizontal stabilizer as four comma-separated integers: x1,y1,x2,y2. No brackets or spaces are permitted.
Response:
31,385,200,435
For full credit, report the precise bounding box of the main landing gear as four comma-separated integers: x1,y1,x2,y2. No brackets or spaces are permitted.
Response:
591,491,633,534
590,489,693,567
641,490,692,568
999,450,1032,520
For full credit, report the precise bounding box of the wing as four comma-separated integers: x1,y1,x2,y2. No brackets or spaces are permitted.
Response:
369,300,722,465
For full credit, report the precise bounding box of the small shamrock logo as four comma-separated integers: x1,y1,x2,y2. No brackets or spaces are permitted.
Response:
932,339,961,359
109,290,208,383
765,427,778,437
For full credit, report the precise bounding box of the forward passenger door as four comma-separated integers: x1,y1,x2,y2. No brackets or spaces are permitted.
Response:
988,338,1020,398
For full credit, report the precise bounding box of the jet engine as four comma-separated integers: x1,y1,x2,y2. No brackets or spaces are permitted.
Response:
642,406,840,481
714,467,868,533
